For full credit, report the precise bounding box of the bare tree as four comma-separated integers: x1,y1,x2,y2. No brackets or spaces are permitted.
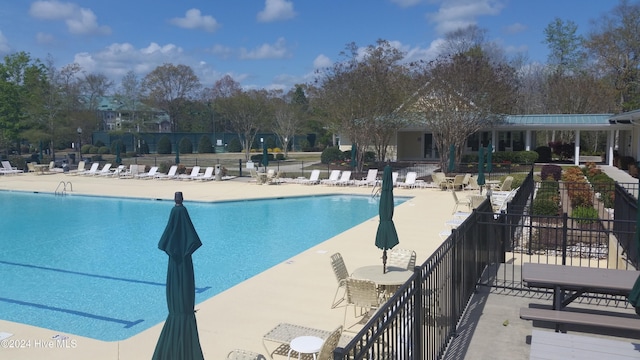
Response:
584,0,640,110
313,39,418,169
215,89,272,160
141,63,201,132
413,48,519,172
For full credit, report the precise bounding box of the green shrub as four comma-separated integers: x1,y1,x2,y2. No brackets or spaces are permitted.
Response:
157,136,172,154
227,138,242,152
158,161,172,174
363,151,376,163
81,144,93,154
198,135,213,153
125,151,136,158
98,146,110,154
275,153,285,161
95,140,105,147
321,146,344,164
515,151,539,164
572,206,599,224
532,198,559,216
250,153,275,162
179,138,193,154
541,164,562,181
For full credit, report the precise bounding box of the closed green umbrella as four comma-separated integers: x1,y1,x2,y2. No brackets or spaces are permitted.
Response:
262,141,269,168
375,165,399,274
448,144,455,173
486,141,493,173
477,147,485,193
153,192,204,360
115,142,121,165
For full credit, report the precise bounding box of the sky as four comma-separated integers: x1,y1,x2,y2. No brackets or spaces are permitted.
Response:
0,0,620,93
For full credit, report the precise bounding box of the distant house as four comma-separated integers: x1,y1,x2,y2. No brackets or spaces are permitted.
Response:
80,96,171,132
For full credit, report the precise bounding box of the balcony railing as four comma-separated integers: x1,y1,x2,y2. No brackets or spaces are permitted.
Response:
333,171,638,360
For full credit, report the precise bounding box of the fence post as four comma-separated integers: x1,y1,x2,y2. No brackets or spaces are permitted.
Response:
238,159,242,177
412,268,424,360
562,212,568,265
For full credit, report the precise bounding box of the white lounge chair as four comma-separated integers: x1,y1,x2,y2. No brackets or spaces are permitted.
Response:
0,161,21,175
178,166,201,180
299,169,321,185
320,170,341,185
387,248,416,270
355,169,379,187
100,164,124,177
155,165,178,180
397,172,418,188
135,166,159,179
80,162,100,175
333,171,353,186
67,161,86,175
195,167,214,181
90,163,112,176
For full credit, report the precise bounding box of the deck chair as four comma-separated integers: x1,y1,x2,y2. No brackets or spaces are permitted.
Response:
397,172,417,188
320,170,341,185
466,175,480,191
1,161,21,175
195,166,214,181
334,170,353,186
155,165,178,180
355,169,378,186
451,190,471,213
392,172,399,186
497,176,514,191
299,169,321,185
344,278,383,328
431,172,447,189
178,166,201,180
47,161,64,173
92,163,112,176
316,326,343,360
330,253,350,309
470,194,486,210
448,174,465,191
226,349,266,360
462,173,471,190
67,161,85,175
27,162,36,173
135,166,158,179
80,162,100,175
387,248,416,270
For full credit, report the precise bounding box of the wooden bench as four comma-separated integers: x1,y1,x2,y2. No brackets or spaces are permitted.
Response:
520,307,640,332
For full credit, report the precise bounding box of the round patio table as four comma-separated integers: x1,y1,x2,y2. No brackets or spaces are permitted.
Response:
351,265,413,286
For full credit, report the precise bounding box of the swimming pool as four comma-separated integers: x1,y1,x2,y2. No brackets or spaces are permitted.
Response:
0,191,406,341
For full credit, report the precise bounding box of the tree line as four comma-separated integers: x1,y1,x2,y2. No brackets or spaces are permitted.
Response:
0,0,637,171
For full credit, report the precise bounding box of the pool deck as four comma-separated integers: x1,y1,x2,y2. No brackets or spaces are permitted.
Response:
0,172,458,359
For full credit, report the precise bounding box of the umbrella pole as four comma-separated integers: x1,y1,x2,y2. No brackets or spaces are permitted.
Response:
382,250,387,274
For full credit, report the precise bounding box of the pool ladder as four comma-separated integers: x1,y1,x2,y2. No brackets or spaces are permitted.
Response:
55,181,73,196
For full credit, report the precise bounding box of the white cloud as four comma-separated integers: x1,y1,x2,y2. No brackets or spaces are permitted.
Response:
504,22,526,34
313,54,332,69
210,44,234,59
0,31,10,54
170,8,220,32
36,32,56,44
239,37,290,60
29,0,111,35
257,0,296,22
427,0,505,35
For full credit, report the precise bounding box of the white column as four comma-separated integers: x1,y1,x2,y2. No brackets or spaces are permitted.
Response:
574,130,580,165
525,130,531,151
607,130,615,166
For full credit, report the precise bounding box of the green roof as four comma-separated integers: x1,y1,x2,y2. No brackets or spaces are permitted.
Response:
503,114,613,125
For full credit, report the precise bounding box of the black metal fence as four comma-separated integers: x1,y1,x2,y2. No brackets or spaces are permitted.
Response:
334,171,638,359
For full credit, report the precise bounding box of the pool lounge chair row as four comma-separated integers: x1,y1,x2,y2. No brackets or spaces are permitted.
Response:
291,169,428,188
1,161,22,175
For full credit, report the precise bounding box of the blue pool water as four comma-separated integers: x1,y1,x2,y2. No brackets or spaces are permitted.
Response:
0,191,406,341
